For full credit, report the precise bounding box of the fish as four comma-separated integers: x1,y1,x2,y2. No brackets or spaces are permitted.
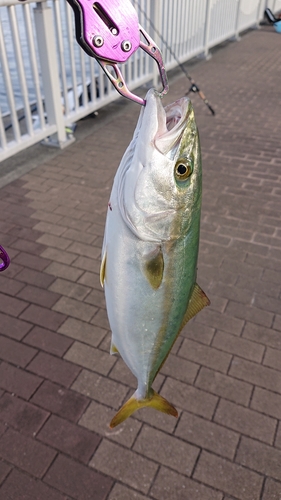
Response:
100,88,210,428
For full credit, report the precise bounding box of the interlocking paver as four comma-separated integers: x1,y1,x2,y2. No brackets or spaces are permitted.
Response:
31,380,90,422
72,368,129,409
212,330,265,362
53,296,98,321
0,311,32,340
90,440,158,494
23,325,73,356
79,399,142,448
0,291,28,317
150,466,223,500
182,320,215,345
0,361,42,399
178,338,232,373
58,317,107,346
16,284,61,308
193,450,263,499
133,425,199,476
0,274,25,296
251,387,281,420
236,436,281,482
0,428,56,477
161,377,218,419
0,23,281,500
195,366,253,406
107,483,148,500
15,267,56,288
64,341,116,375
0,392,49,435
243,321,281,349
262,478,281,500
37,414,101,463
0,335,37,367
45,454,113,500
214,398,277,444
229,356,281,394
160,352,199,384
44,261,84,282
48,278,91,301
175,411,239,460
28,352,81,387
0,461,11,487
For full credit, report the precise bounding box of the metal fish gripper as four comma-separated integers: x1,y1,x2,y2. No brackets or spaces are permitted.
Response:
66,0,168,105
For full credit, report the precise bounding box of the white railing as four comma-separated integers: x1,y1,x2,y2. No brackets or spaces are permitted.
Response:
0,0,277,162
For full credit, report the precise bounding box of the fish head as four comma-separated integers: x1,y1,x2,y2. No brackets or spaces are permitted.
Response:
120,88,202,241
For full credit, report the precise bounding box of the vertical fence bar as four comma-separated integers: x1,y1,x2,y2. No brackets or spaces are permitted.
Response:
9,5,33,135
53,0,70,116
0,107,7,151
0,15,21,142
89,58,97,106
65,1,78,111
234,0,242,39
203,0,211,57
33,1,68,146
152,0,161,88
22,2,45,129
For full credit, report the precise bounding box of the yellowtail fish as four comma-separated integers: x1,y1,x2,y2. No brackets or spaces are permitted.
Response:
100,89,210,428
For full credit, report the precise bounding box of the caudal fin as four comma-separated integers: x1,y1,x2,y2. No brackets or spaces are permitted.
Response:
109,389,178,428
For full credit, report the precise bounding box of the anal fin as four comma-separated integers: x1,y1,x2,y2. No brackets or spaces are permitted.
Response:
110,341,119,355
100,252,107,287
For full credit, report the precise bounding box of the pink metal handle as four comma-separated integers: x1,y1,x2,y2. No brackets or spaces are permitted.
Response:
68,0,140,63
66,0,169,105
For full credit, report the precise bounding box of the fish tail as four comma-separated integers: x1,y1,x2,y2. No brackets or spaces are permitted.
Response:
109,389,178,428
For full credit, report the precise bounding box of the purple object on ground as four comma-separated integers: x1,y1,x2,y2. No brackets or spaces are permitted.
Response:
0,245,10,271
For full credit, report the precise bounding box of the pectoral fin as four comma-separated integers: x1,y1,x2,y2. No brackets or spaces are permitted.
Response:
180,282,210,329
144,247,164,290
100,251,107,287
109,389,178,428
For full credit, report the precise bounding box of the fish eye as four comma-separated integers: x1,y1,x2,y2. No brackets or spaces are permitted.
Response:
175,160,192,181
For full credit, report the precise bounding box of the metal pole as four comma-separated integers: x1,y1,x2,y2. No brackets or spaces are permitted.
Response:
234,0,242,40
33,2,72,147
203,0,211,59
152,0,161,89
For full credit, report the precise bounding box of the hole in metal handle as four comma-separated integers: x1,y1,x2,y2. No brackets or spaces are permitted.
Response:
93,2,119,35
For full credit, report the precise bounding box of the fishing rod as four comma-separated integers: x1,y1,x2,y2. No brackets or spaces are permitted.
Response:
139,7,216,116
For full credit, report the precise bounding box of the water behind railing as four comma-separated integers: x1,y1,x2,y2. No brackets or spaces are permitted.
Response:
0,0,91,115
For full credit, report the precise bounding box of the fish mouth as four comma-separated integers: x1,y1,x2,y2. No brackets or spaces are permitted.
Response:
153,91,193,157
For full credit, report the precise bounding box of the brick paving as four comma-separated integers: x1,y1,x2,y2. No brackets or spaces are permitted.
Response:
0,24,281,500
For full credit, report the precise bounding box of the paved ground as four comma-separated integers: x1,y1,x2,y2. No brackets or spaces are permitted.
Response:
0,24,281,500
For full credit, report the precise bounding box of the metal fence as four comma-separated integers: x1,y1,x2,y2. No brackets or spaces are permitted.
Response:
0,0,278,162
